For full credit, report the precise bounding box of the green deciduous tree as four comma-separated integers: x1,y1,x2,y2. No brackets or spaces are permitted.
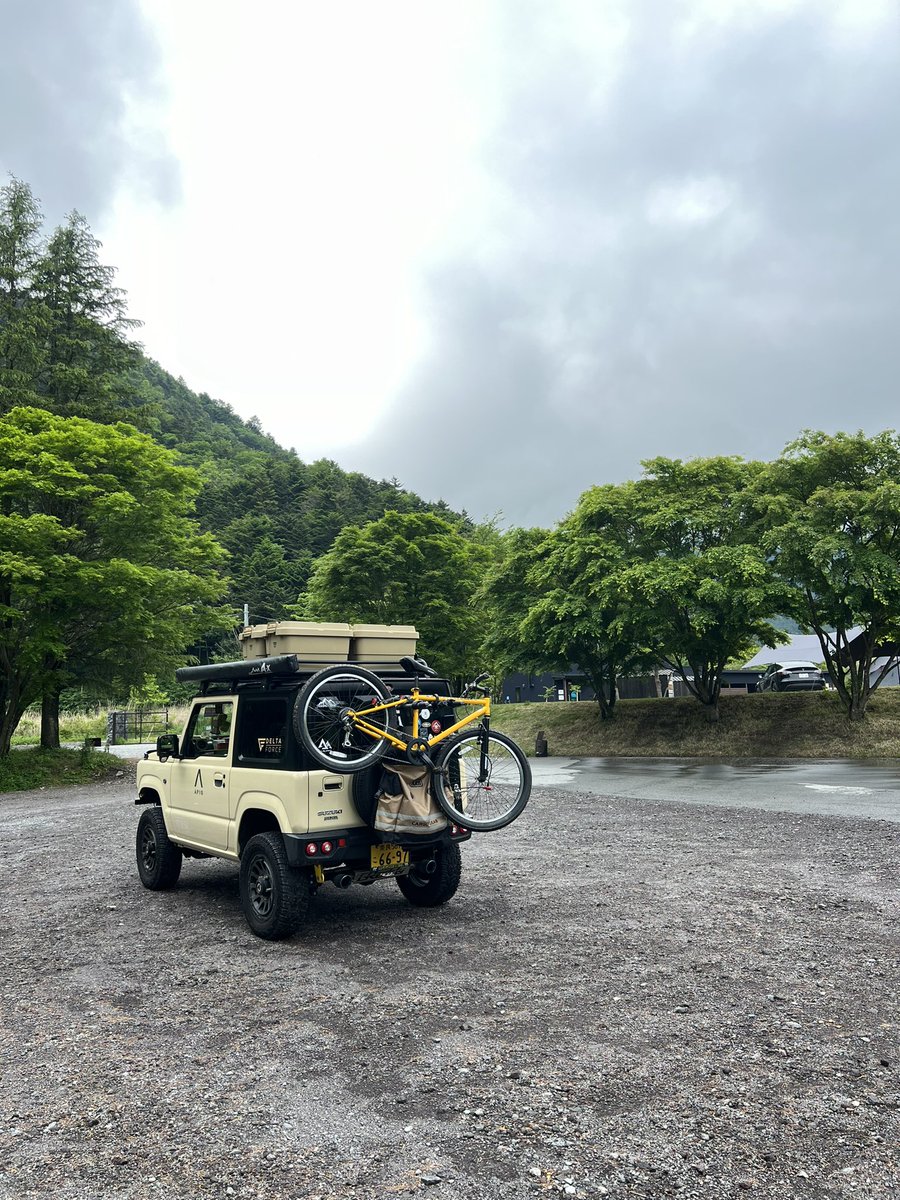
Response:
0,407,229,754
756,430,900,721
480,501,655,719
298,510,490,682
618,456,788,718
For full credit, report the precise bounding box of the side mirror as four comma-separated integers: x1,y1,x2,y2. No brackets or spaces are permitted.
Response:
156,732,180,762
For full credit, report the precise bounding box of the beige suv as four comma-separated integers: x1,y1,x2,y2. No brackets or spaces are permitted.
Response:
135,657,470,940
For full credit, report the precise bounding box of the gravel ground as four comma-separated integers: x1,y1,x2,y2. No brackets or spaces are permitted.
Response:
0,779,898,1200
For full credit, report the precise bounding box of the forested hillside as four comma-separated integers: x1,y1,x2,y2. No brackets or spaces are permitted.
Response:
0,177,484,748
135,357,472,622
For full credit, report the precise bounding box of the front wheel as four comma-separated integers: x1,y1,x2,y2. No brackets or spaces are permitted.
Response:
433,729,531,832
136,806,183,890
293,665,394,772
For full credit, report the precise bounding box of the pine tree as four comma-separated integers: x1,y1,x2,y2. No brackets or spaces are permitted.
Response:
32,212,145,424
0,178,47,413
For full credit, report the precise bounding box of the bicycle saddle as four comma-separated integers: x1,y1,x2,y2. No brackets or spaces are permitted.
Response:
400,655,437,678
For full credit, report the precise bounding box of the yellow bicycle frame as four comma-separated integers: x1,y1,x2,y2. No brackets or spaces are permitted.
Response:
348,688,490,755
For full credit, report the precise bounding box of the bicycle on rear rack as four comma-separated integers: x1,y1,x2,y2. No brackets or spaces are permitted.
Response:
292,656,531,832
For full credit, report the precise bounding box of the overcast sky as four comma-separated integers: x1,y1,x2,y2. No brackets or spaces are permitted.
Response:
2,0,899,526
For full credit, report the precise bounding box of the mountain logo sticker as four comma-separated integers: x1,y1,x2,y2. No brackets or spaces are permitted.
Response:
194,769,203,792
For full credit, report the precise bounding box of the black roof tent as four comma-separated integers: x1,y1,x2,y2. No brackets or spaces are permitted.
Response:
175,655,303,684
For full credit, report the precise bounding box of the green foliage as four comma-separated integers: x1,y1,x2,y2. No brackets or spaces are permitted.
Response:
0,181,474,643
483,460,789,719
32,211,144,424
0,407,229,754
299,510,490,681
480,506,655,719
0,747,123,793
0,178,47,412
757,429,900,719
615,456,788,714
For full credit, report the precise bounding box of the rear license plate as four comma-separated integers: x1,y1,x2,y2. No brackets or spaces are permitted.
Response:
799,673,810,678
370,843,409,870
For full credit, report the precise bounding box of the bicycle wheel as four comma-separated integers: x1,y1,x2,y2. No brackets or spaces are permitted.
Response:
433,728,531,832
293,665,394,772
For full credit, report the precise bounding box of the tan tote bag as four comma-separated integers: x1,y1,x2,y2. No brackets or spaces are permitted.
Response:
374,761,448,837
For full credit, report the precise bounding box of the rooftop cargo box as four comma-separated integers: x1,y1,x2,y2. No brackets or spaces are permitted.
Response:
238,624,269,660
349,624,419,667
239,621,352,669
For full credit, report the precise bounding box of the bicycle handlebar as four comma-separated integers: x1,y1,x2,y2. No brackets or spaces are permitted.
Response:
462,672,491,697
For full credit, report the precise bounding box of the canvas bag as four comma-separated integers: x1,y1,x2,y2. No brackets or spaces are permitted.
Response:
374,761,448,837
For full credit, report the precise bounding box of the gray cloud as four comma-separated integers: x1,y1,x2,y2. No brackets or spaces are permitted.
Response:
0,0,178,221
346,2,900,527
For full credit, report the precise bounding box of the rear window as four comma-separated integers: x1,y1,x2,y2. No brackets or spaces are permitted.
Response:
235,696,290,767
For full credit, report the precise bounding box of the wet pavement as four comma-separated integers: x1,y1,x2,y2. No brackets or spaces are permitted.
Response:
530,756,900,822
111,746,900,822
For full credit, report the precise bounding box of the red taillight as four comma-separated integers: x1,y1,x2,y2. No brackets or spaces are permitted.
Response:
321,840,333,854
337,838,346,848
305,842,318,856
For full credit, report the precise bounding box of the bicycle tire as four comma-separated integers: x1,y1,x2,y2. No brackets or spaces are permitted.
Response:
433,728,531,832
293,665,394,772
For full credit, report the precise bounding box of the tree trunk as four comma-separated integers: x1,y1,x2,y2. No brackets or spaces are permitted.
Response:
41,685,62,749
0,695,26,757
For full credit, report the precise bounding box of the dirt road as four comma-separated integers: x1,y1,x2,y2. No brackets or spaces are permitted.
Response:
0,780,897,1199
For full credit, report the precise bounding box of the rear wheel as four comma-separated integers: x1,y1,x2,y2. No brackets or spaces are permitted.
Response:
293,665,394,772
136,806,182,890
396,843,462,907
239,832,309,940
433,729,531,832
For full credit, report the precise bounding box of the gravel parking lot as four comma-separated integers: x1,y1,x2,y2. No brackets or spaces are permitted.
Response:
1,779,898,1199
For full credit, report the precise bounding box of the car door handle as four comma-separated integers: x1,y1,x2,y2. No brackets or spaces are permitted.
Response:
323,777,343,790
214,774,226,788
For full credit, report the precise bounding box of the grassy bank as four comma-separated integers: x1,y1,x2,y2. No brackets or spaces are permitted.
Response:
490,689,900,759
0,748,126,794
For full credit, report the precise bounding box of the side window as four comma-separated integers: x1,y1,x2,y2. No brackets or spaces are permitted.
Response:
235,696,289,768
184,702,233,759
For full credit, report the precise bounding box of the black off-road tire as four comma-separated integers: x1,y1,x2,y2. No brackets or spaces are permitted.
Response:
239,832,309,940
136,806,183,890
396,842,462,907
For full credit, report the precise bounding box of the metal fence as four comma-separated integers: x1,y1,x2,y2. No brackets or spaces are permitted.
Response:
106,708,170,746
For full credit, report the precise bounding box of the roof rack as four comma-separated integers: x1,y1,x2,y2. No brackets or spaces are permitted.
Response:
175,656,447,689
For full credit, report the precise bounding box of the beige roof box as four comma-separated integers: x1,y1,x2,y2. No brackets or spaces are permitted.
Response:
238,624,269,660
350,624,419,667
265,621,352,668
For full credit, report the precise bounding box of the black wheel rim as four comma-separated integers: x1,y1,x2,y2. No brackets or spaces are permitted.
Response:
248,853,275,918
140,825,158,873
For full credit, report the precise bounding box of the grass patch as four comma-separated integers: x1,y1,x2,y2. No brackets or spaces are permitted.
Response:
11,709,107,747
0,747,125,794
491,689,900,759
